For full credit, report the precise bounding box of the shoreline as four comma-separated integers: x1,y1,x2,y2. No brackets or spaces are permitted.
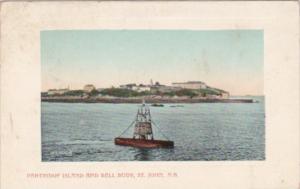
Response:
41,97,255,103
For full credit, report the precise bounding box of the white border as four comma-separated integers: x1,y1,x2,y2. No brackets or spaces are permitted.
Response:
0,1,299,189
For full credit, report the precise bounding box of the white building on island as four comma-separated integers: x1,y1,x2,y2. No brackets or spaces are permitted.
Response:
120,83,151,92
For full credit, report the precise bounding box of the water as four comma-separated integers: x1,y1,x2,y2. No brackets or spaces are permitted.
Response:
41,96,265,161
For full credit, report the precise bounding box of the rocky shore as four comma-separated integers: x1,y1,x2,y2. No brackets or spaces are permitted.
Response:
41,96,255,103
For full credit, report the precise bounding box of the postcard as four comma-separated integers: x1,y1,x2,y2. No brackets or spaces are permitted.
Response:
0,1,299,189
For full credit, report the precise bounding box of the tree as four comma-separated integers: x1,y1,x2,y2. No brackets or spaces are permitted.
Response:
175,89,198,98
90,89,100,96
64,90,85,96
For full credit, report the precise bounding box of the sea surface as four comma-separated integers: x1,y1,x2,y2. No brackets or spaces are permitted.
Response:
41,96,265,161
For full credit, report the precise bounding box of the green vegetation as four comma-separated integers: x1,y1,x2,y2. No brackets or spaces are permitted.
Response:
43,86,228,98
163,91,176,96
174,89,198,98
99,88,198,98
41,92,48,97
199,88,221,96
64,90,85,96
99,88,140,97
90,89,100,96
138,91,152,96
164,88,224,98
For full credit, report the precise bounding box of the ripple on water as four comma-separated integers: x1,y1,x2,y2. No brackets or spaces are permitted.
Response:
42,98,265,161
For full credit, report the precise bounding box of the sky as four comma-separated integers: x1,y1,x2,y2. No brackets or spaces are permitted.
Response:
41,30,263,95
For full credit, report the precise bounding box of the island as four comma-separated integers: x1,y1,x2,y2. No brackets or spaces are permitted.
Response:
41,81,255,103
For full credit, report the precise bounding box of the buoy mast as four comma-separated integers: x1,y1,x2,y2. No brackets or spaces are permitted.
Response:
133,101,154,140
